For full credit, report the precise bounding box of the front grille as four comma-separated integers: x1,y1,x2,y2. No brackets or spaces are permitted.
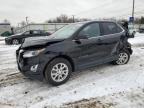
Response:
18,49,24,67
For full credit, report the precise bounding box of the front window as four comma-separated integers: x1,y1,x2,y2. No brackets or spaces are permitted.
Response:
50,23,83,39
79,23,100,38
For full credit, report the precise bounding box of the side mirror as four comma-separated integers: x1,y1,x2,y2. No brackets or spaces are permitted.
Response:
72,37,81,44
73,34,88,44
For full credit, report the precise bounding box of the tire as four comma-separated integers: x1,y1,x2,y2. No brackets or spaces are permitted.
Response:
12,39,19,45
112,50,130,65
45,58,72,86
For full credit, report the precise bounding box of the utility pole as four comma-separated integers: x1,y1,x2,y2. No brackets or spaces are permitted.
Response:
132,0,135,19
26,16,28,25
131,0,135,33
72,15,75,23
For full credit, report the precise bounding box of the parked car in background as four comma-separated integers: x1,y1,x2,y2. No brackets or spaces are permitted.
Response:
5,30,51,45
139,28,144,33
1,31,12,37
128,24,136,36
0,23,12,37
16,21,133,86
119,21,136,38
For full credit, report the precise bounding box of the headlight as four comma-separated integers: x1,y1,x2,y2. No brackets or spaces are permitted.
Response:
23,48,45,58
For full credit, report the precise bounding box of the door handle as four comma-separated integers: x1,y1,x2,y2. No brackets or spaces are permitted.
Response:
97,38,103,45
73,39,81,44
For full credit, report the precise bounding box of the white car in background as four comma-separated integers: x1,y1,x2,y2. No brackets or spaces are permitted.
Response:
128,24,136,36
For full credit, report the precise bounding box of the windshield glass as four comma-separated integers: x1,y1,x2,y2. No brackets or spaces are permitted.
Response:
50,23,83,39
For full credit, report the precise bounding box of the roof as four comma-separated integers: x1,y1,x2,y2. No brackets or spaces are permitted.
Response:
0,23,10,25
73,20,117,25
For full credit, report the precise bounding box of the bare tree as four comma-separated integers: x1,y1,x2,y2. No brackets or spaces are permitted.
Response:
3,19,10,23
46,14,90,23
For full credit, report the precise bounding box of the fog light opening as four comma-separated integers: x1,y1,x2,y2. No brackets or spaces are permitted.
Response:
30,64,38,72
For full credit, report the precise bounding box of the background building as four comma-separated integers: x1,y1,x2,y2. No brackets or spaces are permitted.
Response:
0,23,11,36
15,23,69,34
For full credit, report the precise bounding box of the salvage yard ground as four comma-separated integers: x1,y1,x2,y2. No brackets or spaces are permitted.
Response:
0,33,144,108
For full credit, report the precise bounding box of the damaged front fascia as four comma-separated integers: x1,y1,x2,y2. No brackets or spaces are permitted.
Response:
21,40,63,50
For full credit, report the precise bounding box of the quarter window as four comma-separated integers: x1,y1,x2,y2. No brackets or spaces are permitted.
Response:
101,22,122,35
79,23,100,38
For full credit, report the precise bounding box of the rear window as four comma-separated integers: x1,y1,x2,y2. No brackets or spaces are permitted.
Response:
101,22,123,35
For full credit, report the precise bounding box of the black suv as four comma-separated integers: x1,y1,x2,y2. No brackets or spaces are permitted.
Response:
16,21,133,86
5,30,51,45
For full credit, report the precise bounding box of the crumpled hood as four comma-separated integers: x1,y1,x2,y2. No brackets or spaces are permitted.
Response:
21,36,64,48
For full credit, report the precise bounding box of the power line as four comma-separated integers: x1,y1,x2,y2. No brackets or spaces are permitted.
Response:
74,0,144,20
74,1,111,16
75,0,138,17
75,5,134,19
134,9,144,14
116,8,144,18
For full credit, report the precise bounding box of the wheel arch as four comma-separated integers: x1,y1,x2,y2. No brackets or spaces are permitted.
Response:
43,54,75,78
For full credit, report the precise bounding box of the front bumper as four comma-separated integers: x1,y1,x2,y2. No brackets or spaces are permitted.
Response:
16,50,47,81
5,38,12,45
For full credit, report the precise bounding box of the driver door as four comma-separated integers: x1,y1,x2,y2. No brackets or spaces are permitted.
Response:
74,23,108,69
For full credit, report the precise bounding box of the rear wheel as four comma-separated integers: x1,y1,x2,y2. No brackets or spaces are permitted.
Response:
113,50,130,65
12,39,19,45
45,58,72,86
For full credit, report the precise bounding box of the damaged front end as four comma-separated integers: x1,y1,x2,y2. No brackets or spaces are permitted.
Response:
16,36,64,81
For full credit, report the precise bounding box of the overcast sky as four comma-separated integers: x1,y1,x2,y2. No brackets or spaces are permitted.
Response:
0,0,144,26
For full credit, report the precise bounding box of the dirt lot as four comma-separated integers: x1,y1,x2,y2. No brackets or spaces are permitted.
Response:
0,34,144,108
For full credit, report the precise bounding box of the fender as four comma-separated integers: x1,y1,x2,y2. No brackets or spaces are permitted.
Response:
118,37,133,55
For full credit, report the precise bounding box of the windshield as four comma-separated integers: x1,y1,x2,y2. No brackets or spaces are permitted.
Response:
50,23,83,39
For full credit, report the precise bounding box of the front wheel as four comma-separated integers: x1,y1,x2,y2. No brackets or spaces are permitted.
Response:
45,58,72,86
113,50,130,65
12,39,19,45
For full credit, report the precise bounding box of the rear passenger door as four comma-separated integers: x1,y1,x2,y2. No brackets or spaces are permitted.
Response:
100,22,123,58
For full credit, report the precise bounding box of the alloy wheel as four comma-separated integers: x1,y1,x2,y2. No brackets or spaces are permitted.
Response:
12,39,19,45
116,52,129,65
51,63,69,82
